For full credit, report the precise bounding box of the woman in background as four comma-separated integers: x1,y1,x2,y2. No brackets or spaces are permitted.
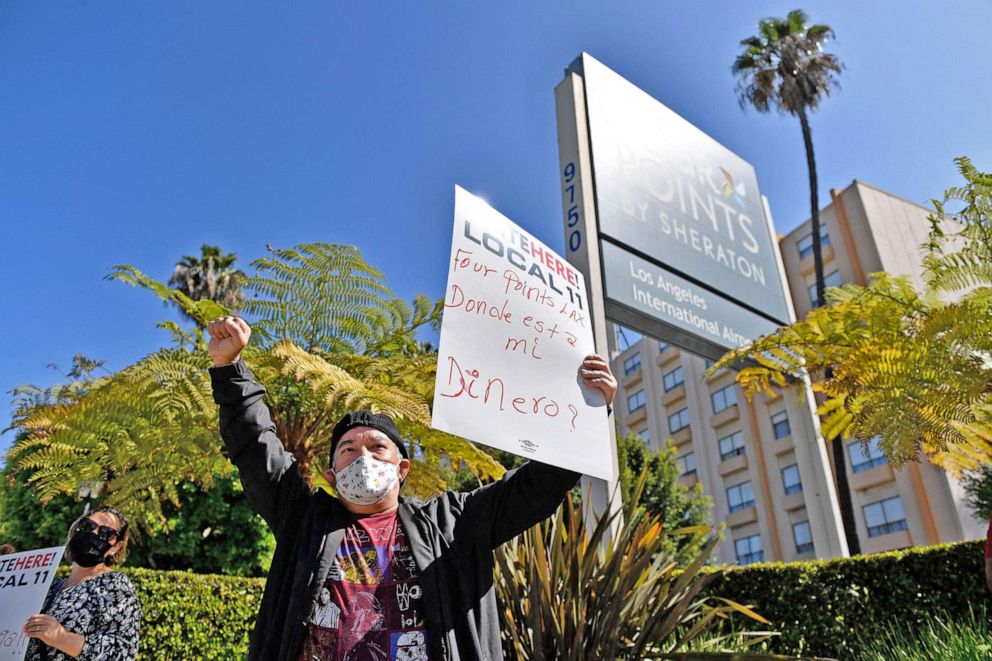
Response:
24,506,141,660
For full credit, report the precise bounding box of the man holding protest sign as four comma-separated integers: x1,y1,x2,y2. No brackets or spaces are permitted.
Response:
207,315,616,661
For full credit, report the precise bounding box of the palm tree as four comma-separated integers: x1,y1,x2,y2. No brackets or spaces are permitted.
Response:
169,244,246,314
732,10,855,552
733,10,842,307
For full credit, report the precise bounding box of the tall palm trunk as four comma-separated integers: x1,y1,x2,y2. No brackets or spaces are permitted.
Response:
799,107,861,555
799,107,826,305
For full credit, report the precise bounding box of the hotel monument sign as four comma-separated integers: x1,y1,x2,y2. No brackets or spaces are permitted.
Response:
555,53,791,360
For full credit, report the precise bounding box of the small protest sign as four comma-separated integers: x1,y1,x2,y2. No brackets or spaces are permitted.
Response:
432,186,614,480
0,546,65,661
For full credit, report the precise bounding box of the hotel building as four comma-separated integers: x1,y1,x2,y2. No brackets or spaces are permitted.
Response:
611,180,985,564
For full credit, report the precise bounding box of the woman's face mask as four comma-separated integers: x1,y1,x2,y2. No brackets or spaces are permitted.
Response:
68,516,121,567
334,455,400,505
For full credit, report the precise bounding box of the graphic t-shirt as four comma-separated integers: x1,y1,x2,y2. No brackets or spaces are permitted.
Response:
299,509,430,661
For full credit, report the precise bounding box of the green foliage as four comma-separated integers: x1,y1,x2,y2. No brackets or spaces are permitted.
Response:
0,462,81,552
125,474,274,577
857,605,991,661
56,540,983,659
241,243,391,353
8,242,504,531
615,433,712,561
713,158,992,476
963,465,992,521
124,567,264,659
732,9,843,117
494,477,770,660
9,348,228,530
0,463,273,577
109,264,228,332
702,540,990,659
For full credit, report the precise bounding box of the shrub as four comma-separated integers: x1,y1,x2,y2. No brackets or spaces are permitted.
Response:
702,540,990,658
495,478,771,660
119,567,264,659
50,538,984,658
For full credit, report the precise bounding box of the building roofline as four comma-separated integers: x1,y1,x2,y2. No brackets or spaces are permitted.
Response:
848,179,936,214
783,179,936,239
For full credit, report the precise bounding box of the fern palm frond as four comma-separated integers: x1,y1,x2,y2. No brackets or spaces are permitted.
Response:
712,158,992,475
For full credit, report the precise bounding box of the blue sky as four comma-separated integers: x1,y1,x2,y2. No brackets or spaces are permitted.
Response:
2,1,990,447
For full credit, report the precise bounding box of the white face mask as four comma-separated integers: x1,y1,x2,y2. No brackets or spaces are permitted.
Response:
334,455,400,505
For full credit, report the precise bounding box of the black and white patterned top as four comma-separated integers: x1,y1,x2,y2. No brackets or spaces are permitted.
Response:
25,571,141,661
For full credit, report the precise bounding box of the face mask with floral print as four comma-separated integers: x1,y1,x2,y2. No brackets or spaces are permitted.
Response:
334,455,400,505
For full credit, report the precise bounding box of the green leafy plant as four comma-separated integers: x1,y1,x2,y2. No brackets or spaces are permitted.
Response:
857,606,991,661
702,540,986,658
963,464,992,521
616,432,713,562
495,472,773,660
123,567,264,659
711,158,992,476
7,243,503,530
37,540,976,659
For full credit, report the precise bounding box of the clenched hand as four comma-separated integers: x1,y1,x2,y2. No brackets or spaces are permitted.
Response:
207,316,252,367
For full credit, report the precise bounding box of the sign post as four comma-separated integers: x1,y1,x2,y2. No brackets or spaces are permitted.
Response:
554,71,623,530
555,53,848,559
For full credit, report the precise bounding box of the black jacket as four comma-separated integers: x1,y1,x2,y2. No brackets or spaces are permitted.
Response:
210,360,580,660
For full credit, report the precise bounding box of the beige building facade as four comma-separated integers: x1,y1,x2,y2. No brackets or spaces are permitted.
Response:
612,180,984,565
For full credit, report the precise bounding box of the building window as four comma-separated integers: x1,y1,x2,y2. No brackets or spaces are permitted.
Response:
704,358,715,369
718,431,746,461
726,481,755,513
627,390,646,414
771,411,791,439
797,226,832,260
677,452,697,477
863,496,908,538
663,366,685,392
711,384,738,414
735,534,764,565
793,521,814,554
782,464,803,495
638,428,651,442
623,352,642,375
668,407,690,434
848,436,888,473
808,270,844,307
658,341,669,353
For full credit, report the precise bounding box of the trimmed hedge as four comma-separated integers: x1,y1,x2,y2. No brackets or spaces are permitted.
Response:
69,541,987,658
122,567,264,659
702,540,991,659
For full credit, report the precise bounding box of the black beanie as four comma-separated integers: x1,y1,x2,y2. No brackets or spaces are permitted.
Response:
329,410,408,460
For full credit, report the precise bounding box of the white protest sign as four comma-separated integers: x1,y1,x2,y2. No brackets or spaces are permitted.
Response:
0,546,65,661
432,186,614,480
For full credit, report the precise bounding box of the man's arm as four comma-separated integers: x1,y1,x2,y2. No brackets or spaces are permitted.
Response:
208,316,308,532
461,460,582,549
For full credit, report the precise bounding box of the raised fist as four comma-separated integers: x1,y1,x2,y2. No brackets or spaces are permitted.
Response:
207,316,251,367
